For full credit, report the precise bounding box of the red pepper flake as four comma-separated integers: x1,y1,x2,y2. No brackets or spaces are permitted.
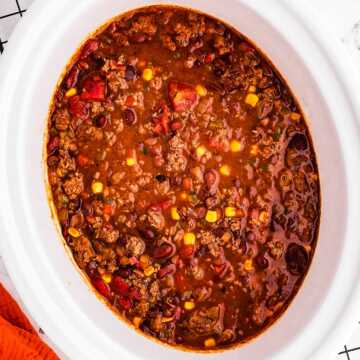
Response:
80,75,106,101
92,278,111,298
80,39,99,59
77,153,89,167
112,276,129,296
168,80,199,112
152,102,170,135
179,245,194,258
68,95,89,119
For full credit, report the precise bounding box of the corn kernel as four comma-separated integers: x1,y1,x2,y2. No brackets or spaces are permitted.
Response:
195,84,207,97
184,301,195,310
126,158,136,166
139,254,150,267
230,139,243,153
102,273,112,284
259,210,269,223
184,232,196,246
290,112,301,121
171,207,181,221
205,210,218,223
245,93,259,107
204,338,216,348
196,145,207,157
65,87,77,97
142,68,153,81
91,181,103,194
225,207,236,218
244,259,253,271
68,227,81,238
133,316,142,328
250,145,259,156
144,266,155,277
179,191,188,201
220,164,231,176
248,85,256,93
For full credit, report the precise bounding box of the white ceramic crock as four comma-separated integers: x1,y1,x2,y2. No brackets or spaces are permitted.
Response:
1,0,360,359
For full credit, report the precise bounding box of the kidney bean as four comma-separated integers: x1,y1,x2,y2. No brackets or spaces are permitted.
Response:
113,276,129,296
47,136,60,155
158,263,176,278
285,243,309,275
125,65,137,80
123,108,137,126
153,243,176,259
92,278,111,298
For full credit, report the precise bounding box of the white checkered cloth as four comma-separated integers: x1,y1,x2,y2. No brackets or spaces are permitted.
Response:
1,0,360,359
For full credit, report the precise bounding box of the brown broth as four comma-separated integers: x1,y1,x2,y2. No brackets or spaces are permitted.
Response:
45,5,320,351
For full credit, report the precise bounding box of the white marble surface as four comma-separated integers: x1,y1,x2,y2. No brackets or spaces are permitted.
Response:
1,0,360,359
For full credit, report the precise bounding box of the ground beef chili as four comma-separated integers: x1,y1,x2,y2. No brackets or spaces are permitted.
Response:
46,6,320,351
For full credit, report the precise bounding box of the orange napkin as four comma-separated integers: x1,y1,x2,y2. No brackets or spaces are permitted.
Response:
0,283,59,360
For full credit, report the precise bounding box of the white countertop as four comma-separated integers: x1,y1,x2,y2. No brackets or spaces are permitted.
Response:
1,0,360,359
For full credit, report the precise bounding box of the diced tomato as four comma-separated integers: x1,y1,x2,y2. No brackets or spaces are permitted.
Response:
170,121,182,131
47,136,60,154
179,245,194,258
68,95,89,119
168,80,199,112
150,198,172,211
204,53,215,64
77,153,89,167
66,66,80,89
152,102,170,135
92,278,111,298
103,203,115,216
174,272,187,292
80,39,99,59
80,75,106,101
113,276,129,296
125,95,135,106
129,287,142,301
118,296,132,310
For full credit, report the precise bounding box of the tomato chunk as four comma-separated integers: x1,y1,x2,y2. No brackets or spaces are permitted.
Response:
80,75,106,101
168,80,199,112
152,102,170,135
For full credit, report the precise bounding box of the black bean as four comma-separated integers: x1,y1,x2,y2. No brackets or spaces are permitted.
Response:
123,108,137,126
93,114,108,128
125,65,137,80
285,243,309,275
155,174,167,182
288,133,308,151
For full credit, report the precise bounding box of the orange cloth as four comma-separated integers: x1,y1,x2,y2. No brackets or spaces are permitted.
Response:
0,283,59,360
